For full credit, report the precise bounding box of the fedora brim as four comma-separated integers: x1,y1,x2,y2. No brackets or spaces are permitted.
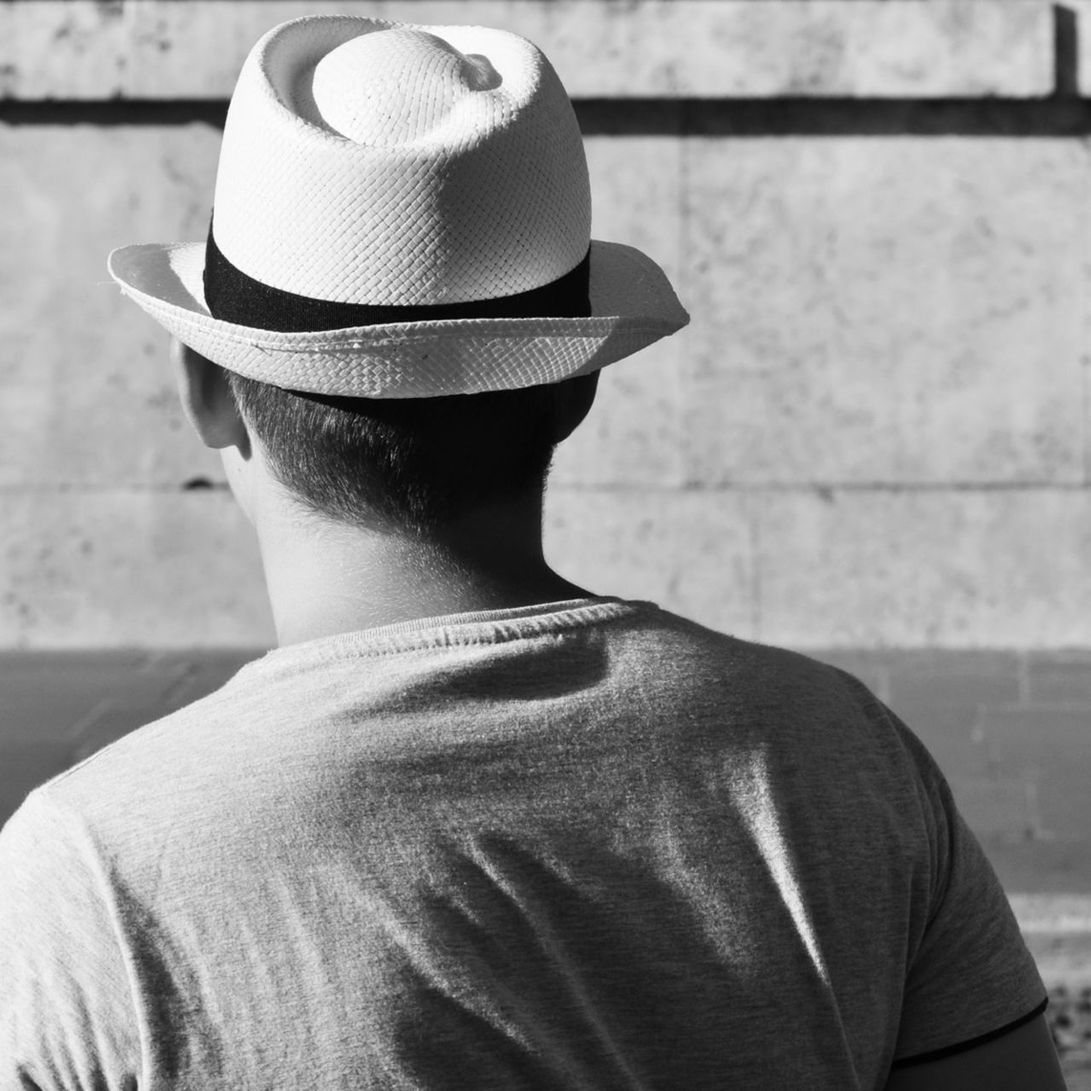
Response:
107,241,689,397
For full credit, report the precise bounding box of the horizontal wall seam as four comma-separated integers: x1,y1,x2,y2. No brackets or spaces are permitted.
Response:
4,482,1090,496
559,482,1091,493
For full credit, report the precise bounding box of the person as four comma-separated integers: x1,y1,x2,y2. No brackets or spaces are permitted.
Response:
0,15,1065,1090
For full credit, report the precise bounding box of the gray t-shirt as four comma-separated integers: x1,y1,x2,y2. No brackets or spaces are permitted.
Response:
0,599,1044,1089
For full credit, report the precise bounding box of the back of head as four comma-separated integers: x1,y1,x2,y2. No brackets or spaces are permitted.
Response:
228,371,597,537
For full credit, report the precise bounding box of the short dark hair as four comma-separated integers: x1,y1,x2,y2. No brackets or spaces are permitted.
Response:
227,372,587,537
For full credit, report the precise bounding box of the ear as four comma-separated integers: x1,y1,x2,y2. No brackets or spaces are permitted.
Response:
171,340,249,452
551,370,600,444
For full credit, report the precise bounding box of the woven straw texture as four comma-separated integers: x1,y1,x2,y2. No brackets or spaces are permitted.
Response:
214,17,590,305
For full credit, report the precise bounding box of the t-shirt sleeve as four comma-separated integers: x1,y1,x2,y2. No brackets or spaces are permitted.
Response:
887,717,1047,1066
0,789,140,1090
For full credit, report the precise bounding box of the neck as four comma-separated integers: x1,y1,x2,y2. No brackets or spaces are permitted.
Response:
255,494,592,646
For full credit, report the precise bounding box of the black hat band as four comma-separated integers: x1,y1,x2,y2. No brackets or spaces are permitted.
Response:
203,226,592,333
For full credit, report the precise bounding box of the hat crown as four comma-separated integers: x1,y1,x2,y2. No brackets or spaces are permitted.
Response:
210,16,592,308
310,30,502,146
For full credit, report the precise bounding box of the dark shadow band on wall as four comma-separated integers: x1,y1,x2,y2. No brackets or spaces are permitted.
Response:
4,98,1091,137
580,98,1091,137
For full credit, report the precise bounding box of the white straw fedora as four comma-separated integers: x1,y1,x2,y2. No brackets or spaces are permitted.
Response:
107,15,688,398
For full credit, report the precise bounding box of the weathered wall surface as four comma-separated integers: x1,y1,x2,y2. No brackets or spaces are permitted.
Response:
2,0,1089,648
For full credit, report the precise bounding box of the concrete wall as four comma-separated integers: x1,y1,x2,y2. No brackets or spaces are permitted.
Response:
2,0,1089,649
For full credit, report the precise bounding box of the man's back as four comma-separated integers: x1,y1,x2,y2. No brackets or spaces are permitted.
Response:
0,598,1044,1089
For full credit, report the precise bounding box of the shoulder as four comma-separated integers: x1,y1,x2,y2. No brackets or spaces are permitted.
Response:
21,667,261,846
620,603,901,742
617,603,859,693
